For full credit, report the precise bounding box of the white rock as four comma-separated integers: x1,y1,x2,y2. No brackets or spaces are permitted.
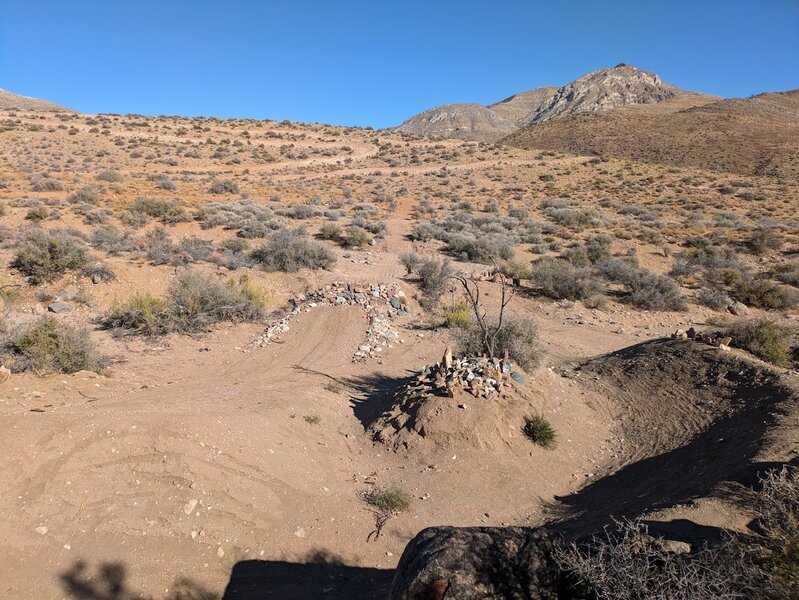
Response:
184,499,198,515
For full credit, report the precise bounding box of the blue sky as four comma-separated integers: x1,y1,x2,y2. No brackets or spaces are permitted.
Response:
1,1,797,127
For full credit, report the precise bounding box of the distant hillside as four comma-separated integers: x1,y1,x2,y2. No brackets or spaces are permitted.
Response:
503,90,799,179
393,102,516,142
487,87,558,125
395,64,702,142
0,88,72,112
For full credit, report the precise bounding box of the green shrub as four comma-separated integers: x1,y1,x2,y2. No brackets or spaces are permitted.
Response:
747,228,784,255
399,251,422,275
96,170,123,183
25,207,49,222
12,233,88,284
83,263,116,283
31,175,63,192
500,261,532,281
444,300,471,328
775,261,799,288
362,486,411,514
318,223,342,242
100,272,266,336
91,227,134,255
555,467,798,600
417,258,452,307
456,315,542,371
251,229,336,272
445,232,515,263
726,318,795,367
102,293,171,337
128,198,189,224
344,225,370,248
68,187,99,205
523,414,556,448
208,179,239,194
220,237,250,254
531,257,602,301
732,277,799,310
754,467,799,598
3,318,104,374
167,272,266,330
598,259,686,311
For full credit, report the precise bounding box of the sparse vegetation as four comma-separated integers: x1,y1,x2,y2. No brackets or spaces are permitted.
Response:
361,485,412,541
555,467,799,600
100,272,266,336
531,257,602,301
12,233,88,284
725,318,795,367
415,258,452,307
2,318,104,374
456,314,541,371
250,229,336,272
209,179,239,195
523,414,556,448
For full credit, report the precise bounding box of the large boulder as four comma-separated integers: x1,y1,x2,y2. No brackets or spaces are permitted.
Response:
390,526,566,600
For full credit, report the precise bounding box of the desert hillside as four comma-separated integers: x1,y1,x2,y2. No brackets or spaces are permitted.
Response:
0,88,73,112
504,89,799,179
0,98,797,599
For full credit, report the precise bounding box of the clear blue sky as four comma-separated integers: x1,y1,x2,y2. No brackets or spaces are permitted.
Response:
1,1,797,127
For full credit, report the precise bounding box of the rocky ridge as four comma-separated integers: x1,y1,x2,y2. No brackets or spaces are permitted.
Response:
395,64,694,141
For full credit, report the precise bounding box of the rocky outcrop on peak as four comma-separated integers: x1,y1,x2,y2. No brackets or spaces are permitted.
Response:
394,64,698,142
521,64,687,125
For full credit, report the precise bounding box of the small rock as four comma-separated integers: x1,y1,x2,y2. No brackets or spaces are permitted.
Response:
727,301,749,316
48,301,71,313
58,285,79,301
35,526,48,535
183,498,198,515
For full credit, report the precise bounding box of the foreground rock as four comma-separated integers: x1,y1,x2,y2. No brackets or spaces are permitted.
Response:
390,526,564,600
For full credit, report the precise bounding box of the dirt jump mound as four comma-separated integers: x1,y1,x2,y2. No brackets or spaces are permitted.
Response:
551,338,797,534
368,348,534,454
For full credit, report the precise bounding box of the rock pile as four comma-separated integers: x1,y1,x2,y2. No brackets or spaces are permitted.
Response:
252,281,406,361
413,347,523,400
671,327,732,350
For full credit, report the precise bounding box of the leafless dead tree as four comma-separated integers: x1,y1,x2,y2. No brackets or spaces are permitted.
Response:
451,269,515,361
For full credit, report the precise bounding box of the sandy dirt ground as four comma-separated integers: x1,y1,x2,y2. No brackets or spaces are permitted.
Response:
0,110,797,599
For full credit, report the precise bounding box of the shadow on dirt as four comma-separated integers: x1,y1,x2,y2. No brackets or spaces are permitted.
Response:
222,552,393,599
60,560,217,600
59,550,393,600
345,371,417,429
